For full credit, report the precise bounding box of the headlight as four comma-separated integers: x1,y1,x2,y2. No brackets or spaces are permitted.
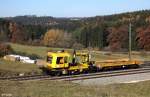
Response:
56,65,60,68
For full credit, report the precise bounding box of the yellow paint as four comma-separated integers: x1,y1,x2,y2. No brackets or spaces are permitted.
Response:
45,51,143,73
46,51,89,72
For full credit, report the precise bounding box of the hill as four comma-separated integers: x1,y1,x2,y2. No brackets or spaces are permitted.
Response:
0,10,150,51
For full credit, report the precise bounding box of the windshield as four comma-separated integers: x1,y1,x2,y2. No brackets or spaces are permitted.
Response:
56,57,68,64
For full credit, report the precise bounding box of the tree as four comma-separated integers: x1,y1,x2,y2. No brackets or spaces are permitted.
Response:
79,25,104,49
136,26,150,51
9,22,27,43
43,29,73,48
0,43,13,57
0,20,10,42
107,25,129,51
0,30,8,42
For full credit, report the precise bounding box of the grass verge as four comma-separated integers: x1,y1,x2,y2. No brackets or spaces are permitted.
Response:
0,80,150,97
10,43,150,61
0,58,42,77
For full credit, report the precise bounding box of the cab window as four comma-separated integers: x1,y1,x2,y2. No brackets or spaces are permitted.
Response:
56,57,64,64
47,56,52,64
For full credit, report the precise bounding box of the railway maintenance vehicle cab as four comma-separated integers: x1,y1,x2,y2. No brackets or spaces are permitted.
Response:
43,50,91,75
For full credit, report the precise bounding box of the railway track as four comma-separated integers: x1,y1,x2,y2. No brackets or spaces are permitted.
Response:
0,64,150,81
143,61,150,67
65,68,150,81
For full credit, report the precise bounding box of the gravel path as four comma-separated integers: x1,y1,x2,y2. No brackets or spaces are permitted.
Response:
73,72,150,85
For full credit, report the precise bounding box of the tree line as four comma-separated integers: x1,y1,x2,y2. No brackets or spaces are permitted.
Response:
0,10,150,51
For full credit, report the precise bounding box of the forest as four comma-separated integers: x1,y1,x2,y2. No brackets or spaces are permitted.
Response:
0,10,150,51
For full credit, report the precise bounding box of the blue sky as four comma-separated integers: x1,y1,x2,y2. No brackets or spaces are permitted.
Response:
0,0,150,17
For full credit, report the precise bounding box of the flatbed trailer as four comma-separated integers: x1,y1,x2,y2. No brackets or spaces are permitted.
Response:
95,59,142,69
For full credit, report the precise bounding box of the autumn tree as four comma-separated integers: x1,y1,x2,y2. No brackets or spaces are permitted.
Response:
136,26,150,51
0,43,13,57
43,29,73,48
107,25,129,51
0,20,10,42
9,22,27,43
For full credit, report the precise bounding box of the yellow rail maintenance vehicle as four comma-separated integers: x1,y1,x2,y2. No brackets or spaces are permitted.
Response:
42,50,143,75
43,50,91,75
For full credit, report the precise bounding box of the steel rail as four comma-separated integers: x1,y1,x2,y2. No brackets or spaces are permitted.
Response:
0,67,150,81
64,68,150,81
0,62,149,81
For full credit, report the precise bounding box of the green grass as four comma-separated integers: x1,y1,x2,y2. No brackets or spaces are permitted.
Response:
0,80,150,97
10,43,72,59
10,43,150,61
10,43,52,59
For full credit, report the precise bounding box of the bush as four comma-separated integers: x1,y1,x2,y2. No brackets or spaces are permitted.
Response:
0,43,13,57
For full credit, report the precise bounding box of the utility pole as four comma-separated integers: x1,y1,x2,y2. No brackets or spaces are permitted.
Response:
129,23,132,61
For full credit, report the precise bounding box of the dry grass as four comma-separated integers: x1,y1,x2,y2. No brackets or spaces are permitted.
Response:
0,43,150,97
0,43,149,77
0,80,150,97
10,43,72,59
91,51,150,61
0,58,42,77
10,43,150,61
10,43,50,59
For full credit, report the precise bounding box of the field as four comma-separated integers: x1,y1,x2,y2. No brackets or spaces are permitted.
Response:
0,80,150,97
0,43,150,97
10,43,71,59
0,43,149,77
10,43,150,61
0,58,42,77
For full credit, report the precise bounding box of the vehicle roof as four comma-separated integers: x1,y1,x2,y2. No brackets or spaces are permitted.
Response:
47,52,70,57
76,52,88,56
